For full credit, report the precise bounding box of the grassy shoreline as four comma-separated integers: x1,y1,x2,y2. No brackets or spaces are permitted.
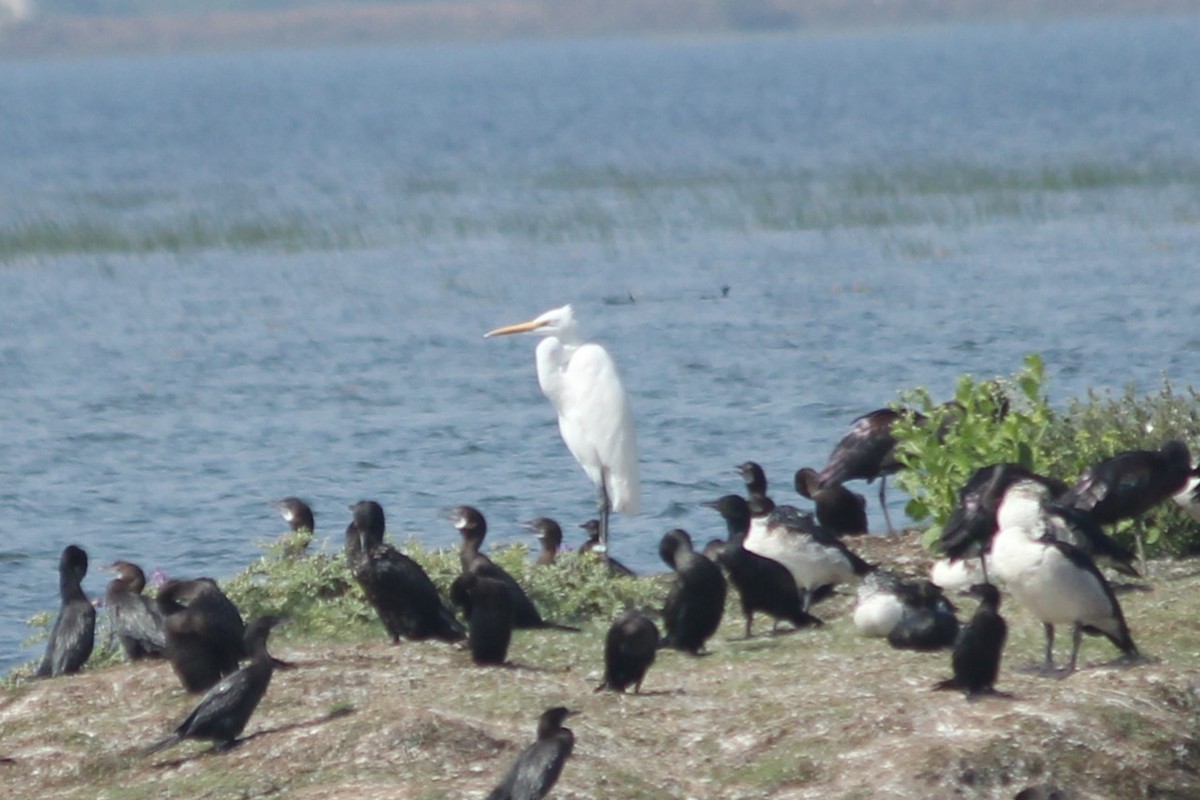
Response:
4,533,1200,799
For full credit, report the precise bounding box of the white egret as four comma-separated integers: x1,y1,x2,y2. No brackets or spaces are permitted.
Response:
485,304,640,552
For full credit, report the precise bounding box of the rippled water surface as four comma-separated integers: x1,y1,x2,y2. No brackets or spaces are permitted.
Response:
2,15,1199,671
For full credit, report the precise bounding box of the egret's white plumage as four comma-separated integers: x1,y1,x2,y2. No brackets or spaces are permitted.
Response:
486,305,639,548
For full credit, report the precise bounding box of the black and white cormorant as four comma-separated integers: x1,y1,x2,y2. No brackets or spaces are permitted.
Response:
37,544,96,678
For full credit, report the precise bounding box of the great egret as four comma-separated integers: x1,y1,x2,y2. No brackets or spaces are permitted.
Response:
485,304,640,552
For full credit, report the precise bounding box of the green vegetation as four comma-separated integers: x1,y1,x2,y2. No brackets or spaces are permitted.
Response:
892,353,1200,555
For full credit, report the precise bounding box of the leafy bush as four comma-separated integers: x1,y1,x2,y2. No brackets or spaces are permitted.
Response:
892,354,1200,555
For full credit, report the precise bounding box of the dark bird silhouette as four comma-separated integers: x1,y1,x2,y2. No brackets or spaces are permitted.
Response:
659,528,726,655
450,572,514,666
486,706,576,800
736,461,775,517
1060,439,1192,565
703,495,822,637
992,479,1138,675
345,500,465,644
144,616,283,755
274,496,314,532
453,506,578,631
886,580,959,651
37,545,95,678
595,611,659,693
104,560,167,661
794,466,868,535
935,583,1007,696
577,519,636,576
817,407,922,535
158,578,247,693
525,518,563,565
1014,784,1078,800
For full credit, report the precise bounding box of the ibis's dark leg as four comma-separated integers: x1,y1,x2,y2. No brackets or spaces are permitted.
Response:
879,477,895,536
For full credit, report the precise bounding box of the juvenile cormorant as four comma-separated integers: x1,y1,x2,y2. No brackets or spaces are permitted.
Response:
991,479,1138,675
453,506,578,631
595,610,659,693
345,500,465,644
486,706,576,800
37,545,95,678
525,518,563,566
577,519,635,576
145,616,284,754
158,577,247,692
274,496,314,533
659,528,726,654
934,583,1007,697
450,572,514,666
794,466,868,535
816,408,917,535
703,495,822,636
104,560,167,661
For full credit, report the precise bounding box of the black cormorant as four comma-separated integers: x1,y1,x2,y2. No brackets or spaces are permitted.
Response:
577,519,636,576
104,560,167,661
37,545,95,678
486,706,576,800
452,506,578,631
934,583,1007,697
158,577,246,693
525,518,563,566
659,528,726,654
345,500,465,644
450,572,514,666
273,496,314,557
595,611,658,693
703,495,822,636
145,616,284,754
794,466,868,535
886,580,959,651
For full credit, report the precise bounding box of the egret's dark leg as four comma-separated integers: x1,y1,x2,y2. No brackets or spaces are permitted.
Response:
597,471,611,552
879,477,895,535
1042,623,1057,673
1065,624,1084,676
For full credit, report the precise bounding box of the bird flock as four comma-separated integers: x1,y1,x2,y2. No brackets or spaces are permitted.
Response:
21,305,1200,798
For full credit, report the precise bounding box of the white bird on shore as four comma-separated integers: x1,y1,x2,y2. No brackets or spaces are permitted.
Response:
485,304,639,552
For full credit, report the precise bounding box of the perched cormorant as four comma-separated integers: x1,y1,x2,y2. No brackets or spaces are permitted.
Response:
991,479,1138,675
274,497,314,533
934,583,1007,697
525,518,563,566
744,503,871,611
145,616,283,755
736,461,775,517
1061,439,1192,564
37,545,96,678
453,506,578,631
450,572,514,666
345,500,465,644
886,580,959,651
104,560,167,661
816,408,918,535
486,706,576,800
659,528,726,654
158,577,247,693
794,466,868,535
703,495,822,636
595,611,659,693
577,519,636,576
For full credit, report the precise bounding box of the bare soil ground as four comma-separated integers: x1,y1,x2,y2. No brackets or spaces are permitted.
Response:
3,532,1200,799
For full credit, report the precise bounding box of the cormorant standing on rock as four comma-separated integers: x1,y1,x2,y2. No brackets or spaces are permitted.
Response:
525,518,563,566
794,466,868,535
104,560,167,661
453,506,578,631
595,611,658,693
37,544,95,678
703,495,823,637
659,528,726,654
158,578,246,693
345,500,465,644
450,572,514,666
486,706,576,800
145,616,284,755
935,583,1007,697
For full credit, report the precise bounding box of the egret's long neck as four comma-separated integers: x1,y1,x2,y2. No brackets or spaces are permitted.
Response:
534,336,572,411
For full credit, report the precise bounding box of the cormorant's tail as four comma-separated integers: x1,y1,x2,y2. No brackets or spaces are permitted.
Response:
932,678,961,692
537,621,582,633
142,733,182,756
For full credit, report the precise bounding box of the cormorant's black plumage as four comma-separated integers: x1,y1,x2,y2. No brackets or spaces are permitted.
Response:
37,545,95,678
346,500,465,644
935,583,1007,696
816,408,918,535
145,616,283,755
274,497,314,533
794,466,868,535
577,519,636,576
486,707,575,800
659,528,726,655
887,580,959,651
158,577,246,693
525,517,563,566
105,560,167,661
595,611,659,693
450,572,514,666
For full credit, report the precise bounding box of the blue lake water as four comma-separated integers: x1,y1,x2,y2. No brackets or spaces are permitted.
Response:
2,14,1199,672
